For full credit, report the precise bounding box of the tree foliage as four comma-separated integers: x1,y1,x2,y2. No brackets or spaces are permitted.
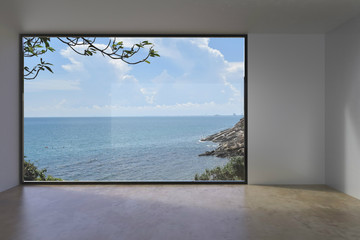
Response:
24,157,62,181
23,37,160,80
194,156,245,181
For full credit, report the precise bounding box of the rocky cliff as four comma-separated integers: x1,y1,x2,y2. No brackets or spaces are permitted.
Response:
199,118,245,158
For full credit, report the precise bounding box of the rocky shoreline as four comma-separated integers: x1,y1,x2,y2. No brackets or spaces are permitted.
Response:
199,118,245,158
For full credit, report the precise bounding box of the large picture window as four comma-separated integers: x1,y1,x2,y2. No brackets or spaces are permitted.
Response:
22,35,247,182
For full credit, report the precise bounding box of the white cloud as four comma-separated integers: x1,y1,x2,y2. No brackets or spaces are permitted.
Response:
60,47,85,72
25,79,81,92
61,57,84,72
55,99,67,109
226,62,244,73
108,59,132,82
144,96,154,104
25,100,244,117
139,88,157,104
190,38,224,59
26,37,245,117
221,61,244,100
140,88,155,95
222,75,241,96
60,42,132,74
141,39,244,106
92,105,102,110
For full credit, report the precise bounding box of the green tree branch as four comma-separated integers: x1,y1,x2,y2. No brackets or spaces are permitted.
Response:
23,37,160,80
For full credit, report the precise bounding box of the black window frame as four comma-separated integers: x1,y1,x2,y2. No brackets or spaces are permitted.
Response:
20,34,248,185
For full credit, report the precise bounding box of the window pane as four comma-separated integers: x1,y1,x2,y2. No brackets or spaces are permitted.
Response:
23,36,246,182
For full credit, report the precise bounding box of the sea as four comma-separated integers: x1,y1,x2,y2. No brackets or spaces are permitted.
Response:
24,116,242,181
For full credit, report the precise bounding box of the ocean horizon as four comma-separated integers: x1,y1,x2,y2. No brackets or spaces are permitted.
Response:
24,115,242,181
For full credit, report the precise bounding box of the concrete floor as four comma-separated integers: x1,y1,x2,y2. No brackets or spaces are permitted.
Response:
0,185,359,240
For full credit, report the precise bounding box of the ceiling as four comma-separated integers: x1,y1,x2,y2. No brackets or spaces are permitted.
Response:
2,0,360,34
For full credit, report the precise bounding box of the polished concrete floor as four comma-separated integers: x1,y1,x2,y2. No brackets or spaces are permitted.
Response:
0,185,359,240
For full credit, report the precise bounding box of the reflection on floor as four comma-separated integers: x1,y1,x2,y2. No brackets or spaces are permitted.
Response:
0,185,359,240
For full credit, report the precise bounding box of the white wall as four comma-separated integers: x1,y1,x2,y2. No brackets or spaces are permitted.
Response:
325,15,360,199
248,34,325,184
0,32,327,192
0,23,20,192
0,24,328,190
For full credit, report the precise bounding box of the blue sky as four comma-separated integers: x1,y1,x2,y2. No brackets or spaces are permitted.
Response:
24,37,244,117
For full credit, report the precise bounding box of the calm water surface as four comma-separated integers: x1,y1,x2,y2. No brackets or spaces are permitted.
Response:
24,116,241,181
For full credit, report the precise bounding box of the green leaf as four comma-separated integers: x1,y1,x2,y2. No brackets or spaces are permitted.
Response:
44,66,53,73
145,60,150,64
44,40,49,48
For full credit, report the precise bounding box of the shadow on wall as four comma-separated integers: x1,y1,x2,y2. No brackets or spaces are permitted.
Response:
326,30,360,198
343,59,360,192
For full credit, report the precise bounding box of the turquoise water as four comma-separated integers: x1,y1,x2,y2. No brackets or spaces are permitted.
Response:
24,116,241,181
